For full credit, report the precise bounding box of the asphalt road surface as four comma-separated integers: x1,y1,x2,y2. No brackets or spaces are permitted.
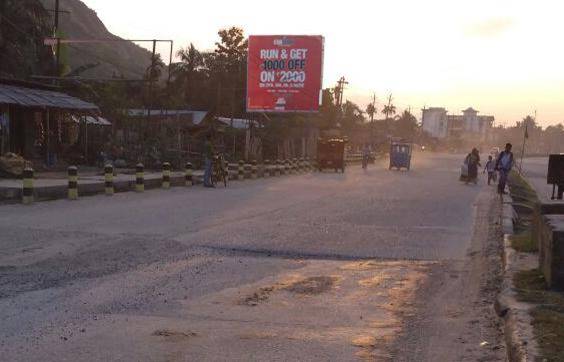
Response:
0,153,505,361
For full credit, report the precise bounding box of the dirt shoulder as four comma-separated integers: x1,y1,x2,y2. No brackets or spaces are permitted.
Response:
391,188,506,361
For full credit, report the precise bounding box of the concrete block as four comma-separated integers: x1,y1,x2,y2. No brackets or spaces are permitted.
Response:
539,214,564,289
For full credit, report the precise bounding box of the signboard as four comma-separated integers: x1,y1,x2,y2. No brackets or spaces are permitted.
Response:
246,35,324,113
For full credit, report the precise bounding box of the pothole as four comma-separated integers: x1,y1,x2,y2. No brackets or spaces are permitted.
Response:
282,276,337,295
152,329,198,339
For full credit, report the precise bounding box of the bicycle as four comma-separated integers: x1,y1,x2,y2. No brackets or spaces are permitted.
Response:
211,153,228,187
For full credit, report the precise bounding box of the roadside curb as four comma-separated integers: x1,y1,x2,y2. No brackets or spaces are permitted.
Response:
496,193,540,362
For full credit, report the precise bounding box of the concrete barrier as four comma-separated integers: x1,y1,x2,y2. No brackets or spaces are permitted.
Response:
68,166,78,200
238,160,244,180
264,160,270,178
136,163,145,192
162,162,171,189
538,214,564,289
22,167,34,205
185,162,193,187
251,160,258,179
104,164,114,196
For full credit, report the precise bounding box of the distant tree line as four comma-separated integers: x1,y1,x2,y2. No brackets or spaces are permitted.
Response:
493,116,564,155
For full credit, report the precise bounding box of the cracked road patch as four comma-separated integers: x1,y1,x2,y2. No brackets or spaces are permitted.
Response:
164,259,434,361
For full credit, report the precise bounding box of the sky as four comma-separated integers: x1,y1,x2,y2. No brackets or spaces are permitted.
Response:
80,0,564,127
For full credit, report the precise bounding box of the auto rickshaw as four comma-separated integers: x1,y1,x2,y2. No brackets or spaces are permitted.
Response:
317,138,346,172
389,141,412,170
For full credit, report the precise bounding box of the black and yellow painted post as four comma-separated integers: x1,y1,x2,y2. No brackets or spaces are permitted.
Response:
292,158,297,174
22,167,34,205
67,166,78,200
104,164,114,196
264,160,270,178
238,160,244,181
285,159,290,175
185,162,193,186
135,163,145,192
251,160,258,179
162,162,171,189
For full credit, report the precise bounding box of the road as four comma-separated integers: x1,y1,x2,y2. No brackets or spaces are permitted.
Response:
0,153,505,361
520,156,557,202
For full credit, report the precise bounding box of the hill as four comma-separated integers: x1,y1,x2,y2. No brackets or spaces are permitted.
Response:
39,0,154,79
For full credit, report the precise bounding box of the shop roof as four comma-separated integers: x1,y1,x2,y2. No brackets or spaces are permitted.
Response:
71,115,111,126
216,117,261,129
0,83,99,111
126,109,208,124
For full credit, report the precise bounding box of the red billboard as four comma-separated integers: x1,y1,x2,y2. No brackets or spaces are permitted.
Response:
246,35,324,113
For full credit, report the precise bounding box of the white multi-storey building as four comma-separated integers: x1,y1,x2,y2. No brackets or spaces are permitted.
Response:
422,106,494,142
421,107,448,139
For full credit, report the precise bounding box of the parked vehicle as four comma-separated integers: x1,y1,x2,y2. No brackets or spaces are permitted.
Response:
317,138,346,172
389,141,412,170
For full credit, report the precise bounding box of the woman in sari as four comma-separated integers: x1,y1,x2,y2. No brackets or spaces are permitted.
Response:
465,148,481,184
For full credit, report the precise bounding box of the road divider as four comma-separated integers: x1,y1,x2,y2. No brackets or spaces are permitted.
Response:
185,162,193,186
136,163,145,192
22,167,33,205
264,160,270,178
238,160,244,180
252,160,258,179
105,164,114,196
68,166,78,200
162,162,171,189
10,156,326,204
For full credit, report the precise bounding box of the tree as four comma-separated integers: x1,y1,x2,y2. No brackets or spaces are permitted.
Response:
208,27,248,116
366,103,377,122
172,43,204,105
317,88,340,129
341,101,365,131
395,110,418,140
0,0,53,78
145,53,165,82
215,27,248,71
381,94,396,119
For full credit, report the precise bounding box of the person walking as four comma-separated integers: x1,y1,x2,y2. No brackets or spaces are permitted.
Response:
203,134,215,188
465,148,481,184
483,155,496,185
362,144,370,169
495,143,514,194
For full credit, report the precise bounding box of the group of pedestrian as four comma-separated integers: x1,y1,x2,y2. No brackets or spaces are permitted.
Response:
463,143,514,195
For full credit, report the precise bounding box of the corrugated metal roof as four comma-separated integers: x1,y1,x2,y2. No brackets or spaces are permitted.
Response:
0,84,99,111
126,109,208,125
71,115,112,126
216,117,261,129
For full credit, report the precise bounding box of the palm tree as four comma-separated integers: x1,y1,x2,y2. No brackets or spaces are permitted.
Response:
366,103,377,122
382,104,396,119
145,53,165,82
173,43,204,104
381,94,396,119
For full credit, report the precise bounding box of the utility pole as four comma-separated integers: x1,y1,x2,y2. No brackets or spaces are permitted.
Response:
386,93,393,116
335,76,348,107
369,93,376,145
54,0,61,77
147,39,157,120
519,110,535,174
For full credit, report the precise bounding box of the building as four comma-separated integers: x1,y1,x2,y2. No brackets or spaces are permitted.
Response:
447,108,494,143
422,106,494,143
422,107,448,139
0,79,101,167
